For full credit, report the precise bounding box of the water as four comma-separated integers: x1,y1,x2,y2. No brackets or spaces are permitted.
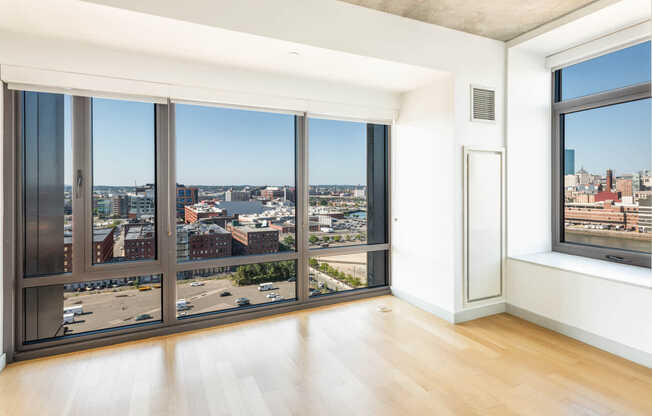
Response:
565,230,651,253
347,211,367,219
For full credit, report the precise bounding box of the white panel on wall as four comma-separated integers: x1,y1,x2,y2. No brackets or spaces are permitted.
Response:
464,146,505,304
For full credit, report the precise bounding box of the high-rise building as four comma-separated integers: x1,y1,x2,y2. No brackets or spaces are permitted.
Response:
564,149,575,175
225,189,250,201
616,178,633,198
176,184,199,219
606,169,614,191
111,194,129,217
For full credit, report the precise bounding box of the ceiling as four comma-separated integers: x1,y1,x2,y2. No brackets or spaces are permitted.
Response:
338,0,598,41
0,0,443,93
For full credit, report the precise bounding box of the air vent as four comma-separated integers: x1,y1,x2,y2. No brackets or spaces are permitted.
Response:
471,86,496,122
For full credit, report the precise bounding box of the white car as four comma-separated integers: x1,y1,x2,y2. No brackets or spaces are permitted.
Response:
266,293,277,299
190,281,204,287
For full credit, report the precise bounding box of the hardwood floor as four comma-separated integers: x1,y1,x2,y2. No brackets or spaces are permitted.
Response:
1,295,651,415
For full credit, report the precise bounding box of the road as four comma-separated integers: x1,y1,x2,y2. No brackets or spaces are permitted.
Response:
62,277,296,335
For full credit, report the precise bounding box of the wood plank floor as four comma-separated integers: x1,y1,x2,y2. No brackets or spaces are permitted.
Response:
1,295,651,415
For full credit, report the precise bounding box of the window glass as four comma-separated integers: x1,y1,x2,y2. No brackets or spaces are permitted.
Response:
175,104,296,262
309,251,387,297
176,261,297,317
92,98,156,264
308,118,388,248
563,98,651,253
24,274,162,342
22,92,72,277
560,41,651,101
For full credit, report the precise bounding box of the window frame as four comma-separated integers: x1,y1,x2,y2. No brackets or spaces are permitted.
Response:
551,57,652,268
2,86,392,361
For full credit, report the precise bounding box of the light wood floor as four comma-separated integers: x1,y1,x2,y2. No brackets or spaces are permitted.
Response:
1,295,651,416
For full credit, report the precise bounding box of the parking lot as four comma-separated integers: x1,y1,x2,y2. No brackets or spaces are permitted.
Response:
62,276,296,334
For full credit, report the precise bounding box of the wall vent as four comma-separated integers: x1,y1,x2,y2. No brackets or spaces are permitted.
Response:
470,86,496,122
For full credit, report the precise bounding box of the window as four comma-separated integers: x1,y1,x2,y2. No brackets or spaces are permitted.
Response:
6,85,390,355
553,41,652,267
24,274,162,342
176,261,296,317
309,251,387,297
308,118,388,248
92,98,157,264
175,104,296,262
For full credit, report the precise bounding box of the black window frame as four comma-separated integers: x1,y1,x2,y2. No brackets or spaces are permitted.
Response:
551,46,652,268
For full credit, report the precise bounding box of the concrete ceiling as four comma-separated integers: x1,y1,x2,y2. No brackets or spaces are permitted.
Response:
338,0,598,41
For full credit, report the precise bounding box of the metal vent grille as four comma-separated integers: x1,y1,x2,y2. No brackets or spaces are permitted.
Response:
471,86,496,122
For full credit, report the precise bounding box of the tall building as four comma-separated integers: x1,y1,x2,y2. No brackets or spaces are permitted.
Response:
606,169,614,191
564,149,575,175
616,178,633,198
225,189,250,201
111,194,129,217
176,184,199,220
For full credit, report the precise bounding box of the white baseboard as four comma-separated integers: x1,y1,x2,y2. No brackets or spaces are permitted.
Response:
390,288,455,323
454,302,506,323
506,304,652,369
0,353,6,374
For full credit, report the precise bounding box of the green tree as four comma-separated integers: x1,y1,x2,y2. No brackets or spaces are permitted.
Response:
319,199,328,206
309,235,319,245
333,235,341,242
283,235,295,248
323,236,330,243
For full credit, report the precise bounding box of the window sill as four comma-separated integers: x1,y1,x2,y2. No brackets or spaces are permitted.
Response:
508,252,652,289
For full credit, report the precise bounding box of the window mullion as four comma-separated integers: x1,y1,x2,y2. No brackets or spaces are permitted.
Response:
296,114,309,302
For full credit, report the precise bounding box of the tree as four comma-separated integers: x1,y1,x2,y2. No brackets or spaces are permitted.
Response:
319,199,328,206
309,235,319,245
283,235,295,248
323,236,330,243
333,235,341,242
345,234,352,241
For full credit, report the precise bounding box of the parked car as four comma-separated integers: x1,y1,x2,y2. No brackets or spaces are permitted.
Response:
190,281,204,287
220,291,231,297
135,314,153,321
266,293,277,299
258,283,274,291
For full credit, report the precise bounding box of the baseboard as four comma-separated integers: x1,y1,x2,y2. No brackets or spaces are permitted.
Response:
391,288,455,323
454,302,506,323
506,304,652,369
0,353,6,373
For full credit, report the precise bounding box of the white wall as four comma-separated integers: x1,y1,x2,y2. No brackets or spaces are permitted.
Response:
393,76,456,316
506,23,652,364
508,259,652,356
506,48,551,257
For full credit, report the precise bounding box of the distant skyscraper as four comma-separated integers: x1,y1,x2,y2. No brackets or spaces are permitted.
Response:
564,149,575,175
606,169,614,191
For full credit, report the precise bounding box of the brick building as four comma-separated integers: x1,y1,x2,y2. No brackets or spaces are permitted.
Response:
124,224,155,260
226,223,279,255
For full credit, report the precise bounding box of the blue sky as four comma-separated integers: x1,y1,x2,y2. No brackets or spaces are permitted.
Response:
563,41,651,177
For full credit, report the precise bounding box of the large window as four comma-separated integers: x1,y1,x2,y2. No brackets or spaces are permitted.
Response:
6,86,390,356
92,98,157,264
553,41,651,267
175,104,296,262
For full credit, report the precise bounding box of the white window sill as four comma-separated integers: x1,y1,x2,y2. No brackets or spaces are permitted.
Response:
508,252,652,289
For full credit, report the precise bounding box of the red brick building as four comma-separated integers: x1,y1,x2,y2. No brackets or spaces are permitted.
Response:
124,224,155,260
226,224,279,255
184,203,228,224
